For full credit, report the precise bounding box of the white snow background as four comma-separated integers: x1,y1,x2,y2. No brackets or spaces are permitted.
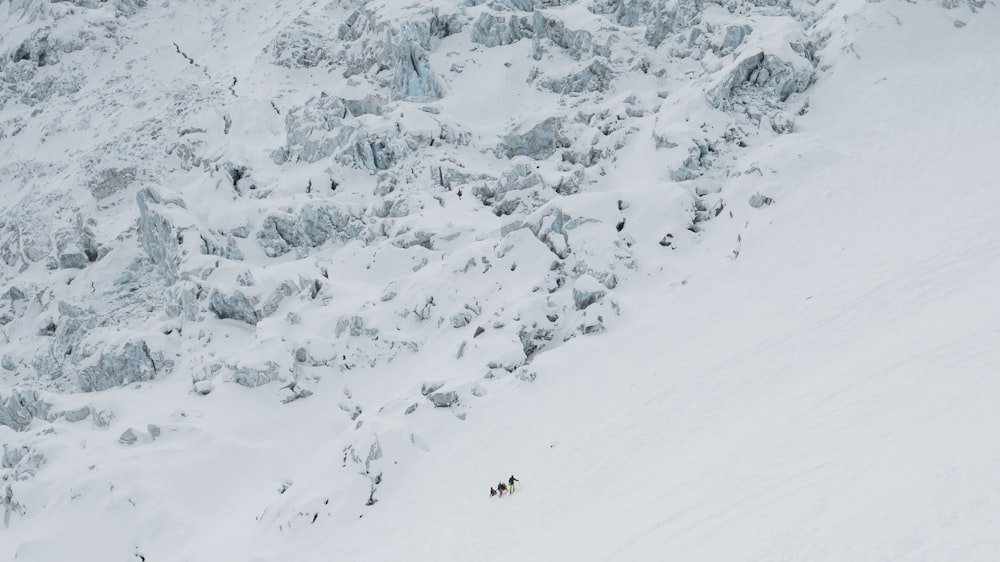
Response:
1,0,998,560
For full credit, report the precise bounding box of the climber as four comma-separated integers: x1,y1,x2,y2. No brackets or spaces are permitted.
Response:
498,482,508,496
508,475,519,493
490,487,498,498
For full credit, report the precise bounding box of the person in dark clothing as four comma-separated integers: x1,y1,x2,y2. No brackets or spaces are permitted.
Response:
498,482,508,496
508,475,519,493
490,487,498,497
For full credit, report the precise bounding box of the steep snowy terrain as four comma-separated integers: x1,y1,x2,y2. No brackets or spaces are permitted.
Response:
1,0,998,560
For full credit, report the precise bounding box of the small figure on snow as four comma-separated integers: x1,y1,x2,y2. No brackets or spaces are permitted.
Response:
498,482,508,496
508,475,519,493
490,487,498,497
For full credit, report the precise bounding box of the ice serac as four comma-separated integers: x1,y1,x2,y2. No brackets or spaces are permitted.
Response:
572,274,608,310
499,117,571,160
471,12,532,47
54,217,100,270
274,93,384,164
228,361,283,388
592,0,701,47
270,16,334,69
256,203,364,257
388,21,444,102
719,25,752,56
542,59,614,94
0,390,51,432
78,339,164,392
208,289,259,325
428,391,459,408
707,51,813,112
532,12,607,60
136,188,181,285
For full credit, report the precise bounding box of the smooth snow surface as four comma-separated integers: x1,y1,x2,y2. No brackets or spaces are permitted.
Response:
1,0,998,561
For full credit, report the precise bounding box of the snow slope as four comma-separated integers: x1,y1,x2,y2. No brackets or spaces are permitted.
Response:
2,0,999,560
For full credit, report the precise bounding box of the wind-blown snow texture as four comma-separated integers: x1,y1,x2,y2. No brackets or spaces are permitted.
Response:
1,0,998,560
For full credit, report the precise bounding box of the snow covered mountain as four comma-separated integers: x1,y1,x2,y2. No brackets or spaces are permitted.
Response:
1,0,998,560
